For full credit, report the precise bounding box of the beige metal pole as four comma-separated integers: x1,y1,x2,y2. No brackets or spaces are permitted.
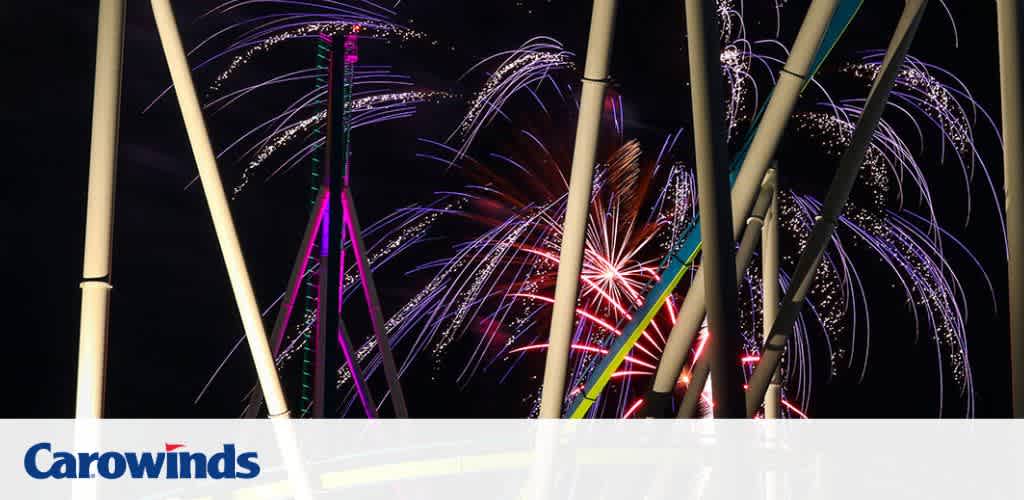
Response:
75,0,125,419
342,187,409,417
151,0,289,419
674,173,777,419
246,190,327,418
642,0,839,415
651,171,777,395
726,0,839,240
686,0,745,417
539,0,618,418
746,0,928,416
997,0,1024,418
761,179,782,419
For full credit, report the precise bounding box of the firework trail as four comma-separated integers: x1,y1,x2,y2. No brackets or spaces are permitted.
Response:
450,37,576,160
187,0,996,417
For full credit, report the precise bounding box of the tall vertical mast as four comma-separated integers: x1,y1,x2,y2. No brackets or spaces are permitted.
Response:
318,30,378,418
540,0,619,418
75,0,125,418
685,0,746,417
997,0,1024,418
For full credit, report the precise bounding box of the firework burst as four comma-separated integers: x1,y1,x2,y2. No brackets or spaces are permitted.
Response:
186,0,998,418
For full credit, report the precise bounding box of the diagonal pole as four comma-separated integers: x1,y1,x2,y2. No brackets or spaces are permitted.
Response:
675,173,776,418
151,0,289,419
245,191,326,418
75,0,125,419
685,0,745,417
343,186,408,417
540,0,619,418
644,170,776,418
745,0,929,417
996,0,1024,418
565,0,853,419
152,5,314,497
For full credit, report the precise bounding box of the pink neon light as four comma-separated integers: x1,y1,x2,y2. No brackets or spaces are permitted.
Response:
691,331,710,366
509,343,657,370
338,193,376,418
512,293,621,333
610,370,654,379
781,400,809,419
273,196,328,353
511,292,661,362
622,399,645,418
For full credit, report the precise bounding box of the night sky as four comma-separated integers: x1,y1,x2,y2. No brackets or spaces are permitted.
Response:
3,1,1014,418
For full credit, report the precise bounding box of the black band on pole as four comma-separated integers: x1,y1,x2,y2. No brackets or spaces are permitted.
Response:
779,67,810,81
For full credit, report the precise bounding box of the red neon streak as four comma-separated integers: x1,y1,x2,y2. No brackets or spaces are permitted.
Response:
691,331,710,366
781,400,809,419
510,343,605,355
513,294,621,333
623,399,645,418
509,343,657,370
611,370,654,379
642,267,678,323
512,293,660,361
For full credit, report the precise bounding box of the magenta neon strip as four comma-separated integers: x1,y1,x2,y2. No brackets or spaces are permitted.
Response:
272,193,328,355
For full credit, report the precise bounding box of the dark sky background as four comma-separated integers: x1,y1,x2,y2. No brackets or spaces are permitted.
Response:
2,1,1014,418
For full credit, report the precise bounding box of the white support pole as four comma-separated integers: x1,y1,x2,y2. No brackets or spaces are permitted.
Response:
996,0,1024,418
75,0,125,419
761,177,782,419
746,0,928,417
151,0,289,419
539,0,618,418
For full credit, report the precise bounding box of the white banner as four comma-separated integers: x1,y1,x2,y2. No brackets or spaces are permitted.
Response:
2,420,1022,499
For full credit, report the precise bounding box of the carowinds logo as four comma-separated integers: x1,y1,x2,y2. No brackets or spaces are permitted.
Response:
24,442,260,479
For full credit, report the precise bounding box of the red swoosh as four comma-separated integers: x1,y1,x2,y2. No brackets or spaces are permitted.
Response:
164,443,185,452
